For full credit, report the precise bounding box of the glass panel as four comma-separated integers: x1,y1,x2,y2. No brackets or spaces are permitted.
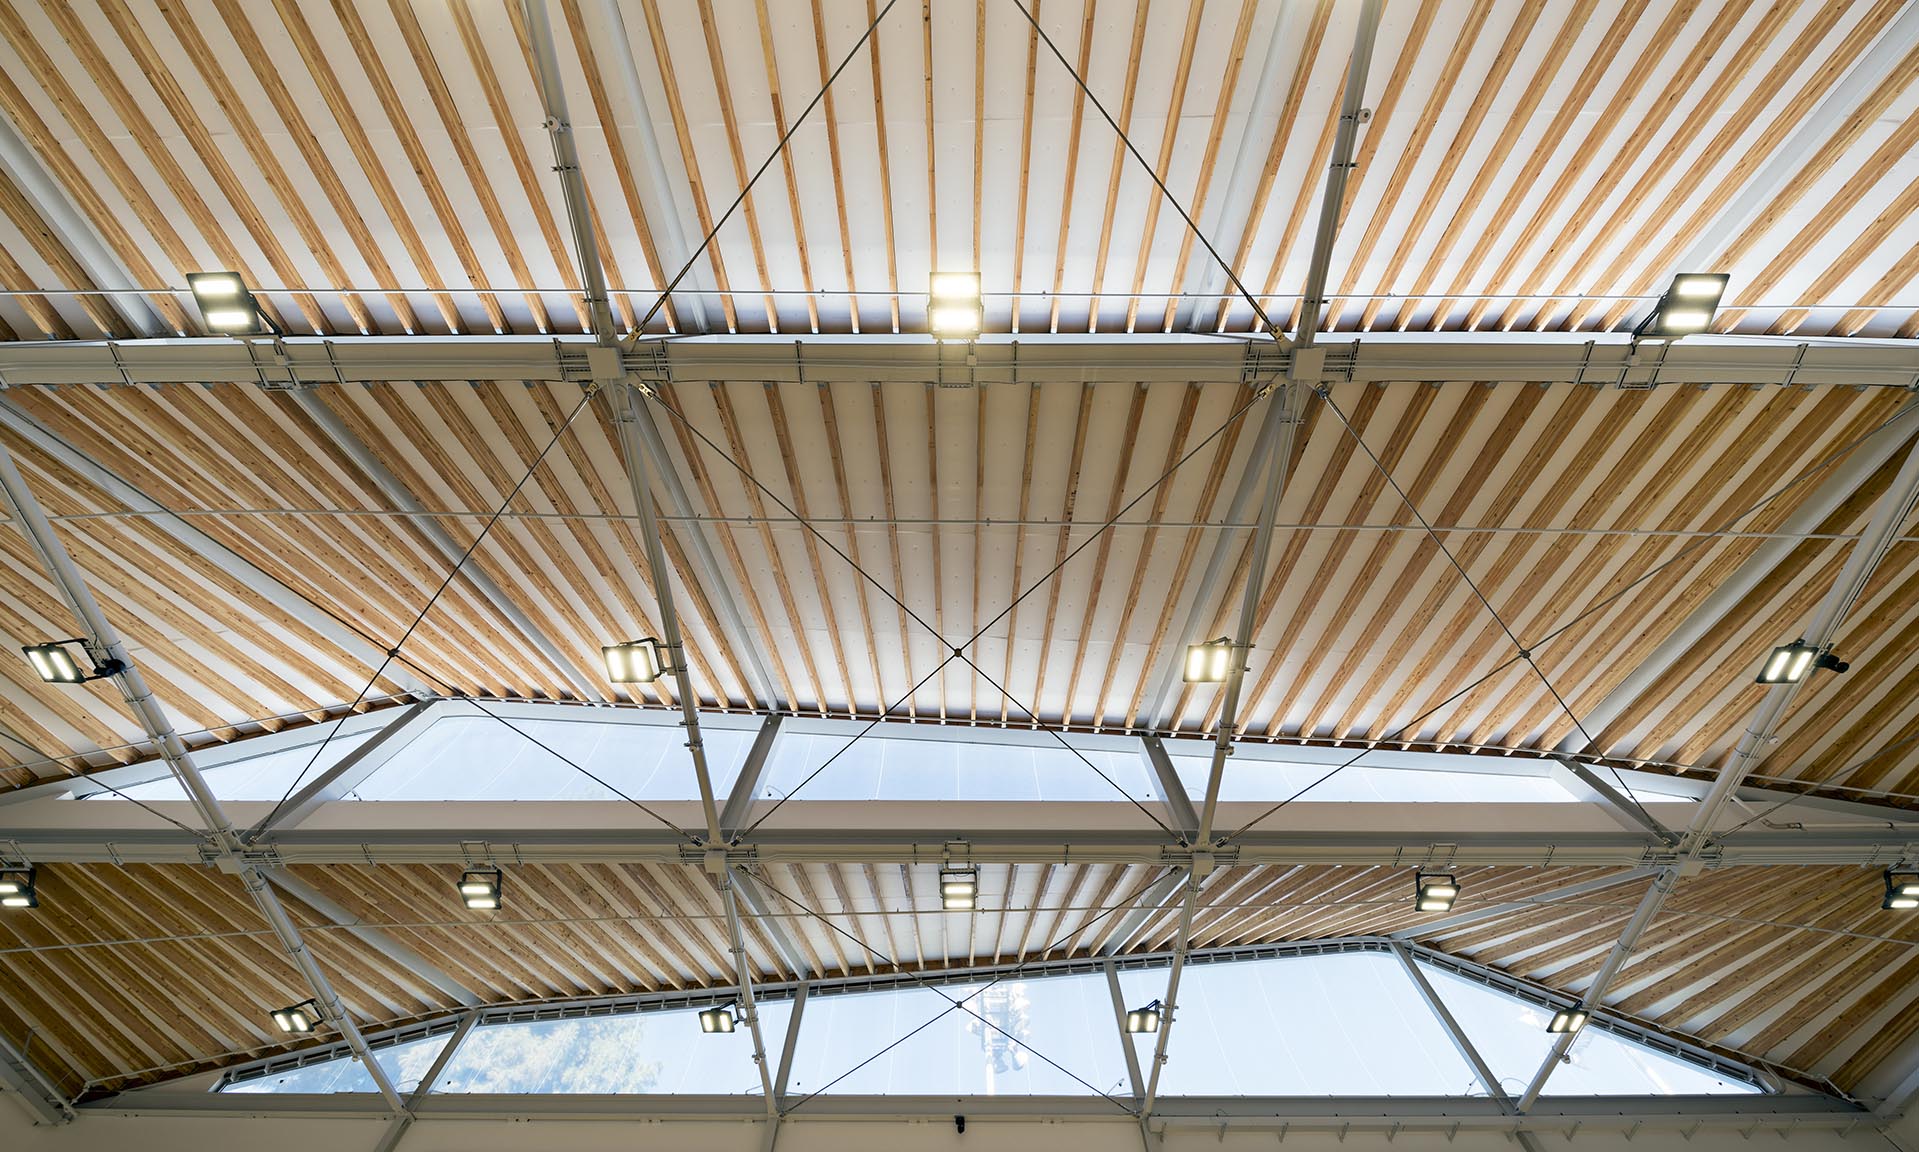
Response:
221,1032,450,1094
432,1002,791,1094
785,973,1130,1096
1116,952,1475,1095
115,731,380,802
1416,962,1757,1096
353,716,755,802
755,734,1158,802
1169,755,1574,803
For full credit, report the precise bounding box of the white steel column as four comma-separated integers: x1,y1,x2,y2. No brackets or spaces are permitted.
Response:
1139,3,1382,1129
367,1010,480,1152
0,440,406,1113
521,0,617,340
1518,410,1919,1109
721,869,779,1111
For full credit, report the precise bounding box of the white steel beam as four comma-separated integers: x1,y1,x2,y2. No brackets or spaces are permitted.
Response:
263,868,482,1008
0,395,432,699
614,390,784,711
86,1091,1862,1130
1104,959,1146,1101
616,383,724,845
581,0,716,333
1559,398,1919,757
4,335,1919,390
1094,866,1187,957
0,111,164,338
1519,414,1919,1109
734,867,813,977
246,699,438,838
367,1009,479,1152
722,715,786,835
1179,0,1300,333
0,439,406,1113
1551,756,1678,843
1137,736,1197,839
1663,1,1919,285
1393,942,1509,1105
773,981,805,1100
720,869,778,1115
1141,7,1383,1128
0,1027,70,1125
521,0,618,341
14,822,1919,868
286,387,606,703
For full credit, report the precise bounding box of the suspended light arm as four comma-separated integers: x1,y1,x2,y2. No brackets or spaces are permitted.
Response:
1183,638,1234,684
21,638,125,684
1547,1008,1590,1035
1884,870,1919,910
698,1002,739,1034
602,637,668,684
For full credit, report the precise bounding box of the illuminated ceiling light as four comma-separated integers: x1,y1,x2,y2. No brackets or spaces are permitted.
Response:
698,1003,738,1034
1639,271,1728,339
457,867,502,911
1884,871,1919,911
21,640,123,684
930,272,981,299
929,272,982,340
1756,639,1846,685
1415,872,1459,913
1669,273,1727,301
940,865,979,911
1183,638,1233,683
0,866,37,910
1125,1000,1162,1033
271,1000,322,1034
1547,1007,1589,1034
602,638,665,684
187,271,269,336
929,304,982,339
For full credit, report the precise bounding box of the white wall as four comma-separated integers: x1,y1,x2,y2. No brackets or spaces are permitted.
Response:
6,1106,1919,1152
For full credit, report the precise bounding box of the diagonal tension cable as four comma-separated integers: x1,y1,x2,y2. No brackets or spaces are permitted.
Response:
1312,389,1664,831
662,382,1269,833
960,654,1181,841
260,0,910,832
760,864,1173,1113
1216,400,1919,846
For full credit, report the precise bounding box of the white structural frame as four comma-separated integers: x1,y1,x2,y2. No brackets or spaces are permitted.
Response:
184,939,1791,1112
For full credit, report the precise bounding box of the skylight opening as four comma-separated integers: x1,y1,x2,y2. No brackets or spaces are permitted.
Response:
217,948,1762,1100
